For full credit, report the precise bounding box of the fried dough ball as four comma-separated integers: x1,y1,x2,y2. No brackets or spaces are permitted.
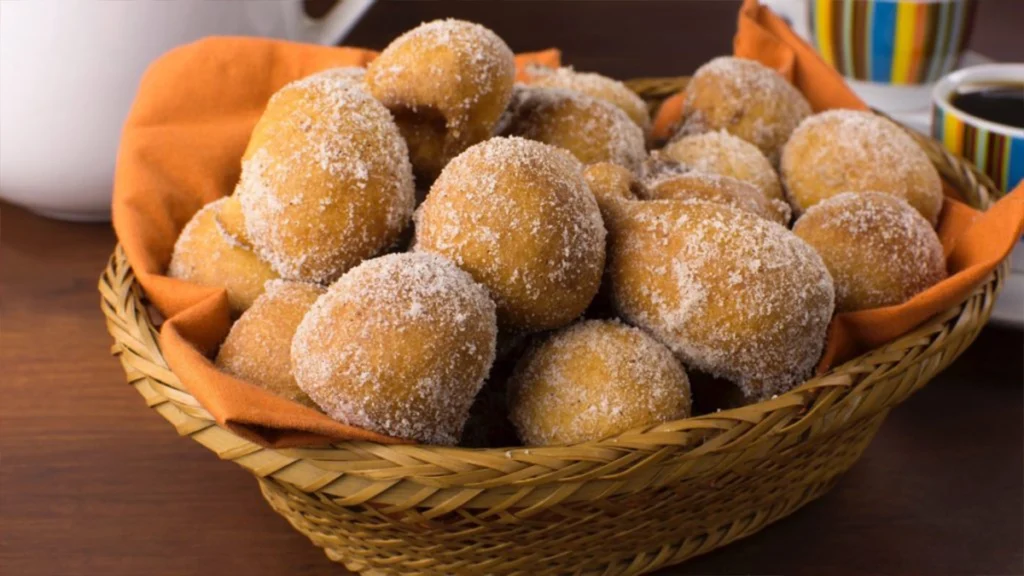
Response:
500,86,646,172
781,110,944,226
291,253,498,445
367,19,516,182
793,192,946,312
416,137,607,332
661,130,790,223
168,198,279,316
531,67,652,136
679,57,811,165
583,162,638,217
638,157,786,225
312,66,366,84
243,68,368,159
238,72,415,283
215,193,251,248
509,319,691,445
606,200,834,399
215,280,324,409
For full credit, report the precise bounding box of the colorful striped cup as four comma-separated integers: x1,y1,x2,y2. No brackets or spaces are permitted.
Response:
811,0,976,86
932,64,1024,193
763,0,977,112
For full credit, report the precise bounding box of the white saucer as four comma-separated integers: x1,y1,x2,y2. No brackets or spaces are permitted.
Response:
885,51,996,134
990,243,1024,327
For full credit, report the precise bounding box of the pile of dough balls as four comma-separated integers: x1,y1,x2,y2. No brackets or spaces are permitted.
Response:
166,23,949,447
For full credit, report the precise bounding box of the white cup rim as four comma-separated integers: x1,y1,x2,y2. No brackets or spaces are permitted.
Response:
932,63,1024,138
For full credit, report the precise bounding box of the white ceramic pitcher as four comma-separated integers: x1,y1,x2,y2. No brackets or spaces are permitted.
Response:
0,0,374,221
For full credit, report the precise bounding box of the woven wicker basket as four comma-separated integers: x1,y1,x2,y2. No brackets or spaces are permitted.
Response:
100,77,1008,576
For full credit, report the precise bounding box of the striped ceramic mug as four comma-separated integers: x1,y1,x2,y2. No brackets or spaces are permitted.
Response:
932,64,1024,193
764,0,977,112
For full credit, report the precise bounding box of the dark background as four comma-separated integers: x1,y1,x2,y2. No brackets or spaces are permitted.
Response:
310,0,1024,78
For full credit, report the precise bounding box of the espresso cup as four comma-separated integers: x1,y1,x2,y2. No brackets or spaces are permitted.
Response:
763,0,977,113
932,64,1024,193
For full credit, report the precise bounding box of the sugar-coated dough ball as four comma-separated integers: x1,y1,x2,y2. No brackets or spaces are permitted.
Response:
215,280,325,408
244,68,368,158
583,162,638,218
168,198,279,316
367,19,516,182
532,67,652,136
291,253,497,445
500,86,646,172
680,57,811,164
215,193,251,248
793,192,946,312
639,157,786,225
416,137,607,332
781,110,944,226
238,72,415,283
606,200,834,399
509,319,691,445
661,130,789,223
311,66,366,84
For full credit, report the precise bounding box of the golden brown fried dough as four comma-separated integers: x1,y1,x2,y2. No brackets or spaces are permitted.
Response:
416,137,607,332
606,200,834,399
367,19,516,182
661,130,790,223
238,72,415,283
500,86,646,172
781,109,943,226
215,280,325,408
679,57,811,164
793,192,946,312
532,66,652,137
291,253,498,445
509,319,691,445
167,198,278,316
638,157,786,225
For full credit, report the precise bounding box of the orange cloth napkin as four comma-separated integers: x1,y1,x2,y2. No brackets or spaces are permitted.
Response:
112,36,559,447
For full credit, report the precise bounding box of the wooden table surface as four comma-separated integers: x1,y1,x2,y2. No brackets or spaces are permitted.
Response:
2,2,1023,575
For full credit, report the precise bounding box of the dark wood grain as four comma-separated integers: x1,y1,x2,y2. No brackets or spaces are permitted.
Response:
3,2,1023,575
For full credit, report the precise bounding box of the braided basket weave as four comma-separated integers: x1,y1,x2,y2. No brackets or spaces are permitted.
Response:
100,77,1008,575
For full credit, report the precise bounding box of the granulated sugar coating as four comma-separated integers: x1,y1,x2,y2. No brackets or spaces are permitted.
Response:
794,192,946,312
662,130,790,223
531,67,652,136
415,137,607,332
583,162,639,219
168,198,279,316
215,193,251,248
237,72,415,283
366,19,516,180
639,163,787,225
509,319,691,446
244,69,367,157
606,200,835,400
499,86,646,172
216,280,325,409
680,57,811,165
781,110,943,226
291,252,497,445
309,66,366,84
